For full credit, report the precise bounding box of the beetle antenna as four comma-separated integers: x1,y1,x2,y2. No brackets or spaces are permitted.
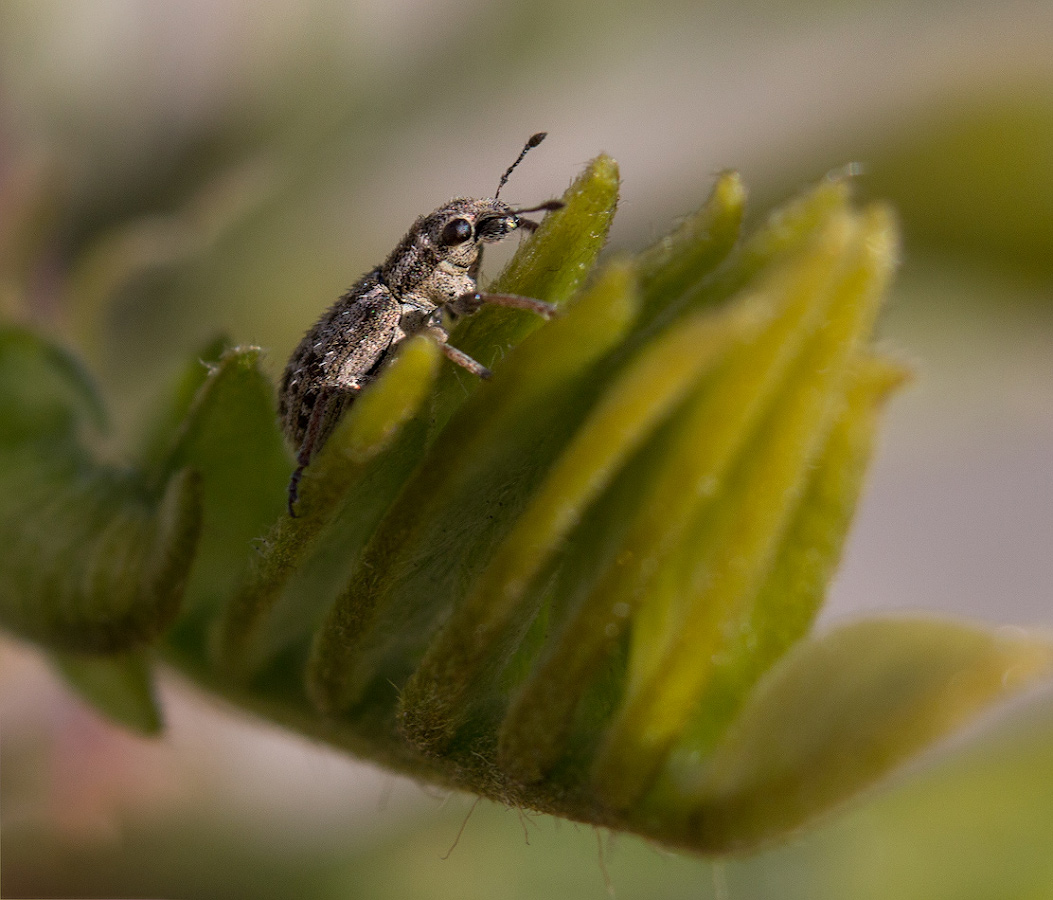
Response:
495,132,547,198
511,200,564,215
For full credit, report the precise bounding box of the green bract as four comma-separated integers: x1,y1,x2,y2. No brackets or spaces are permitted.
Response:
2,157,1050,853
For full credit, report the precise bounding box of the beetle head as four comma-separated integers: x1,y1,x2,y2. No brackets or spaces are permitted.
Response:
425,196,563,269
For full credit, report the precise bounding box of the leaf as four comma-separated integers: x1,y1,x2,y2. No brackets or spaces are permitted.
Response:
0,325,107,448
307,261,638,715
589,205,898,810
403,281,771,757
0,454,202,653
64,156,280,361
495,215,879,784
137,334,231,479
16,159,1031,862
758,690,1053,900
866,91,1053,280
663,618,1053,853
660,356,909,770
215,335,441,675
51,650,163,735
158,346,289,640
0,325,204,654
635,170,745,325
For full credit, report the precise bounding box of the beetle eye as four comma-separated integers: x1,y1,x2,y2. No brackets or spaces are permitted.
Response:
439,218,473,246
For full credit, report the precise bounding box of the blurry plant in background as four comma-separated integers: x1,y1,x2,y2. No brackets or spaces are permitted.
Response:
2,1,1053,898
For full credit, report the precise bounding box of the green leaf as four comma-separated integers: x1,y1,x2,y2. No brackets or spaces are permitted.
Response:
0,325,202,654
590,205,899,810
64,156,279,361
0,325,107,448
0,453,202,653
17,156,1038,862
307,260,638,716
403,279,770,757
665,618,1053,853
51,650,163,735
866,91,1053,280
137,334,231,478
757,690,1053,899
158,347,289,637
660,355,909,771
494,214,880,785
635,169,745,325
215,335,441,675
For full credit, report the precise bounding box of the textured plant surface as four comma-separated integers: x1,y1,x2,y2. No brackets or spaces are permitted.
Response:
2,156,1050,855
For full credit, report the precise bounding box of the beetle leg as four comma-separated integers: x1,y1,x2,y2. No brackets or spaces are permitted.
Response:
287,386,359,517
422,325,493,380
450,290,556,319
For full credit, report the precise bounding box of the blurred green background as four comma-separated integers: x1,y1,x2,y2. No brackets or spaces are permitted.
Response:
1,0,1051,897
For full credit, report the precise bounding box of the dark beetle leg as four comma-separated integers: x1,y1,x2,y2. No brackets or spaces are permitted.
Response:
288,388,334,517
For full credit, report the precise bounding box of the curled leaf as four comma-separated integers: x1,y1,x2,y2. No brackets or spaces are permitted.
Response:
592,206,899,809
0,453,201,653
5,154,1045,858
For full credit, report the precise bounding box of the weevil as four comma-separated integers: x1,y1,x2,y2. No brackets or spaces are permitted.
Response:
279,132,563,515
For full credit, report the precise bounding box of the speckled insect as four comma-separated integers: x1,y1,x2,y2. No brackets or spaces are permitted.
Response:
279,132,563,515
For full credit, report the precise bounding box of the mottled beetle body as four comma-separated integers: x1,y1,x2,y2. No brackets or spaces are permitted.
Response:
279,134,562,514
